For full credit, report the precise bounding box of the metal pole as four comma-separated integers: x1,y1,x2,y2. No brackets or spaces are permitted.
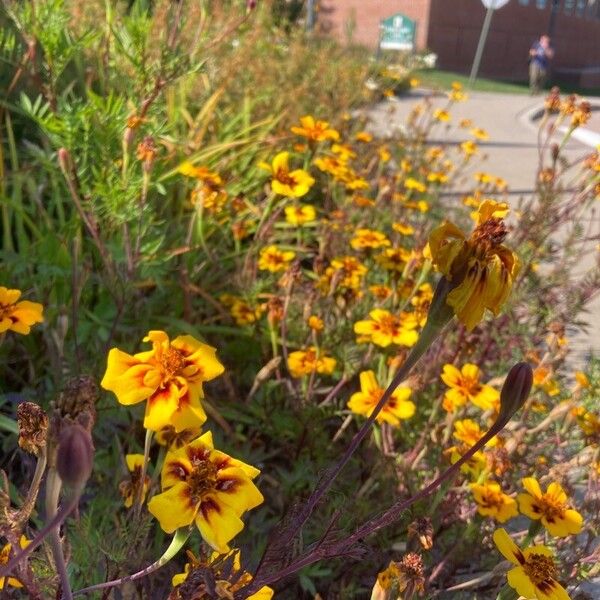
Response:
306,0,316,31
468,5,495,88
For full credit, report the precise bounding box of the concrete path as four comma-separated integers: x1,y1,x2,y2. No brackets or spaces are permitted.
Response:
366,90,600,368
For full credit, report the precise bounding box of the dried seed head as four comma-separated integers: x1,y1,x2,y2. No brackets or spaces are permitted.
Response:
17,402,48,456
53,375,98,430
498,362,533,425
397,552,426,596
408,517,433,550
56,425,94,488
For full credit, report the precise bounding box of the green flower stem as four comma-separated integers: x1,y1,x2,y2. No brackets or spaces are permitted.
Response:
521,520,543,547
72,527,191,597
135,428,154,518
496,583,519,600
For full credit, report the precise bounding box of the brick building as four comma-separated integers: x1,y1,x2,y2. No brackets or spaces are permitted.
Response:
319,0,600,86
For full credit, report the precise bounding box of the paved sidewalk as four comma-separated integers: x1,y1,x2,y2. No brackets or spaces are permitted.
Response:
366,90,600,367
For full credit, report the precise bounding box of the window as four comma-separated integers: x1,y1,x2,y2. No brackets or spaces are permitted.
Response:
564,0,575,13
518,0,529,4
536,0,547,8
576,0,586,15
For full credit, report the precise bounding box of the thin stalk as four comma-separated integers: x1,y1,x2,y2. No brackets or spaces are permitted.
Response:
134,428,153,518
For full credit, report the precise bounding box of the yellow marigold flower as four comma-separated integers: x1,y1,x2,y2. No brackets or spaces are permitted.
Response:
460,140,478,157
179,162,223,186
470,127,489,141
229,299,263,326
101,331,224,432
433,109,451,122
375,247,411,272
470,481,518,523
533,366,560,397
257,245,296,273
578,410,600,439
441,363,500,412
259,152,315,198
332,143,356,161
410,77,420,87
0,287,44,335
517,477,583,537
119,454,151,508
354,309,419,348
350,228,391,250
171,550,273,599
448,88,468,102
290,115,339,142
404,177,427,193
156,425,202,449
307,315,324,331
459,118,473,128
353,195,376,207
369,284,392,300
148,431,263,553
446,444,487,478
355,131,373,143
319,256,368,294
392,221,414,235
453,418,497,447
427,170,449,184
428,203,520,331
378,146,391,162
493,528,570,600
284,204,316,226
470,199,510,224
0,536,30,589
348,370,415,426
287,346,336,378
345,175,369,190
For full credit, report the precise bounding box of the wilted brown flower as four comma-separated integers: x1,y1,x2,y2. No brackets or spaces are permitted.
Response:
408,517,433,550
17,402,48,456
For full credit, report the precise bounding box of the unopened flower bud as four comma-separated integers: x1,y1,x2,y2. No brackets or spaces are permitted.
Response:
247,0,257,10
57,147,71,175
17,402,48,456
56,425,94,487
498,362,533,425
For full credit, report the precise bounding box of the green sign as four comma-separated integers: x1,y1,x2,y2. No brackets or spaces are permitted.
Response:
380,13,416,51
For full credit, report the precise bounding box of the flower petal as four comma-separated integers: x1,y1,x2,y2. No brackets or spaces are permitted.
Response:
147,482,197,533
521,477,542,499
492,528,524,565
195,495,245,553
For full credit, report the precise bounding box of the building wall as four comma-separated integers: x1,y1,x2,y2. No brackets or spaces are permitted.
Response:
317,0,431,49
321,1,600,82
427,0,600,80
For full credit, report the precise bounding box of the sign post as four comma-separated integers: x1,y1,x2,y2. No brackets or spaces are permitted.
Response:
468,0,511,88
379,14,416,52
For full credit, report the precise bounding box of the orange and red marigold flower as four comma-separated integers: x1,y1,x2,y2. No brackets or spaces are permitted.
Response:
101,330,224,432
148,431,263,553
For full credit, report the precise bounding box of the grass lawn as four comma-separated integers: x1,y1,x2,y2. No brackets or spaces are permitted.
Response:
416,68,600,97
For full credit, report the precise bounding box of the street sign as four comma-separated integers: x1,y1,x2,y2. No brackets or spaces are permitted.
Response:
481,0,511,7
380,14,416,51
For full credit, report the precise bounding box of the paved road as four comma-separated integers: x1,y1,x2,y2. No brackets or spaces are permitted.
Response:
366,90,600,368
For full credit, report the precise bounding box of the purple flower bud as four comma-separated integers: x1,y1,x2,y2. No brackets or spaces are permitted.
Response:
56,425,94,488
498,362,533,425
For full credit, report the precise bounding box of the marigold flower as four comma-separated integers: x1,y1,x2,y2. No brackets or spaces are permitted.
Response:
284,203,316,226
433,108,451,122
533,366,560,397
148,432,263,553
404,177,427,193
120,454,151,508
307,315,324,331
257,245,296,273
392,221,414,235
355,131,373,143
446,443,487,478
354,309,418,348
470,481,518,522
369,284,392,300
179,162,223,186
441,363,500,412
427,202,520,331
460,140,478,157
453,419,497,447
101,331,224,432
372,554,425,600
259,152,314,198
470,127,489,141
350,228,391,250
493,528,570,600
375,247,411,272
0,537,30,589
171,549,273,599
332,143,356,161
290,115,339,142
470,199,509,224
156,425,202,449
0,287,44,335
287,346,336,378
348,370,415,427
517,477,583,537
578,409,600,440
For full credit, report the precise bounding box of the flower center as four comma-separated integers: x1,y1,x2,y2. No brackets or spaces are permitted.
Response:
471,218,507,252
275,168,298,187
160,347,186,379
186,459,219,504
379,314,401,335
538,495,566,522
0,302,14,320
523,553,557,585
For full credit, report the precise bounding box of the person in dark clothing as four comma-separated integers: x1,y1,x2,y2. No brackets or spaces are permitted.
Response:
529,35,554,95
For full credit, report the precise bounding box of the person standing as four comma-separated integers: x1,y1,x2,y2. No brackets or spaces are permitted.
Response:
529,35,554,95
